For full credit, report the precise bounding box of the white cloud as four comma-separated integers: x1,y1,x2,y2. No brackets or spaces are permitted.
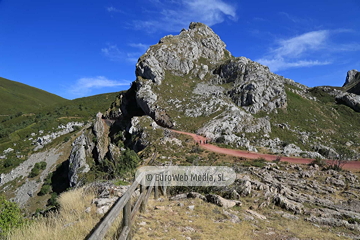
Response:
128,43,150,51
101,43,149,63
278,12,313,24
257,58,331,72
69,76,131,97
257,30,332,72
272,30,329,58
106,6,123,13
133,0,237,32
334,43,360,52
101,44,123,61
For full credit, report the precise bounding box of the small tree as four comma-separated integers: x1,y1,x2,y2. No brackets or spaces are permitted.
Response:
327,147,354,171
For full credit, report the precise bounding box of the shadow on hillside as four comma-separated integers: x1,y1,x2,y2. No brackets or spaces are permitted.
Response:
50,160,70,194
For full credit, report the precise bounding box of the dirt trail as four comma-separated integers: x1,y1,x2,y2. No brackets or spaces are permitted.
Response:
171,130,360,171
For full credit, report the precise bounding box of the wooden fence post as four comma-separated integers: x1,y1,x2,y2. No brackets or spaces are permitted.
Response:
154,180,159,199
122,200,131,240
140,179,146,213
161,171,167,198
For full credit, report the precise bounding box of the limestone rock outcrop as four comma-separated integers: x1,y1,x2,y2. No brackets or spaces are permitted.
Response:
336,92,360,112
343,69,359,88
136,22,227,85
100,22,359,160
93,112,110,162
68,132,92,187
214,57,287,114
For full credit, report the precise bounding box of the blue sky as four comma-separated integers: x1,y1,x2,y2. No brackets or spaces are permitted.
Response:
0,0,359,99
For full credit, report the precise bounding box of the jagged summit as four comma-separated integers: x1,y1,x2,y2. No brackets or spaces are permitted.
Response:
130,22,300,130
103,22,360,160
343,69,360,95
136,22,228,85
343,69,359,87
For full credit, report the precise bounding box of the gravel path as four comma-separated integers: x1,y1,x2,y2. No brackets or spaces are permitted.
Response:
171,130,360,171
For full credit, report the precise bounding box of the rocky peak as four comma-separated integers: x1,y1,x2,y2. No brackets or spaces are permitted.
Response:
97,22,360,163
343,69,359,87
135,22,228,85
108,22,293,135
342,69,360,95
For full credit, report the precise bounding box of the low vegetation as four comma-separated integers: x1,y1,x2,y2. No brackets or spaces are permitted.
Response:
0,195,25,237
255,86,360,154
0,92,120,174
28,161,46,178
6,187,106,240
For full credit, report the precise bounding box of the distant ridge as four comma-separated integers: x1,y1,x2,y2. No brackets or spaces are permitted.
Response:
0,77,67,115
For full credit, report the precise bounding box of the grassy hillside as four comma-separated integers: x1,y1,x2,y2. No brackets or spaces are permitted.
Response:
255,85,360,154
0,91,122,173
0,77,67,115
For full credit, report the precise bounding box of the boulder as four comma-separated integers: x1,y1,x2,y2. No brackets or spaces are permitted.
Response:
273,194,304,214
336,92,360,112
206,194,241,208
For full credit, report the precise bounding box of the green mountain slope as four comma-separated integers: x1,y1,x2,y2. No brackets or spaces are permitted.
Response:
0,91,121,164
0,77,67,115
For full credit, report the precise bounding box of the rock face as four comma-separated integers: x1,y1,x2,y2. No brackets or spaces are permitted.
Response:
214,57,287,114
105,22,295,149
68,132,92,187
336,92,360,112
34,122,84,151
331,69,360,112
136,22,227,85
93,112,110,162
343,69,359,88
132,22,288,127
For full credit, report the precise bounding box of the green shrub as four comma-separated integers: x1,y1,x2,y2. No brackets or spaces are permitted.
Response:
39,161,47,170
43,172,53,185
94,148,140,180
216,136,225,144
113,179,129,186
28,168,40,178
0,195,25,236
3,158,14,168
38,184,52,196
28,161,47,178
309,157,327,168
243,158,267,168
252,158,267,168
190,145,203,153
47,192,59,208
186,155,197,163
208,152,219,162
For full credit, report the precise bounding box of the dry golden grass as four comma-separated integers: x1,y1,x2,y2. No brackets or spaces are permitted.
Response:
7,187,101,240
132,198,253,240
132,197,349,240
7,181,354,240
